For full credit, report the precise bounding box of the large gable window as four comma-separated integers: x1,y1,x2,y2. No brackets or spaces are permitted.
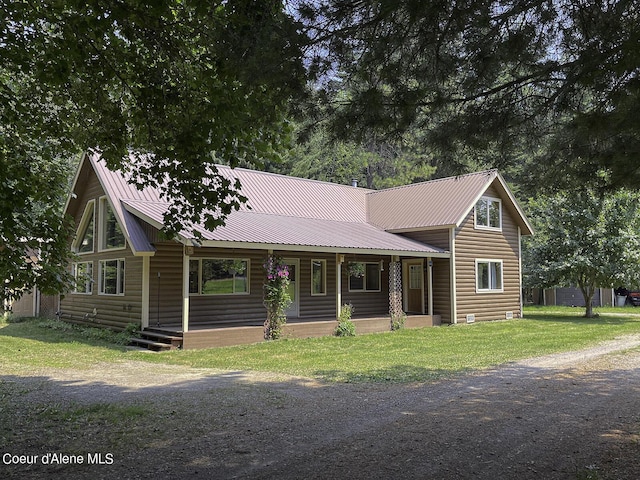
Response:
72,201,95,254
475,196,502,230
189,258,249,295
100,197,125,250
476,259,503,293
99,259,125,295
348,262,381,292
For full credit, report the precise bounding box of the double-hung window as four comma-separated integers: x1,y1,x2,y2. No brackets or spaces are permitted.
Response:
476,260,503,293
72,261,93,294
311,259,326,296
99,259,125,295
348,262,381,292
475,196,502,231
189,258,249,295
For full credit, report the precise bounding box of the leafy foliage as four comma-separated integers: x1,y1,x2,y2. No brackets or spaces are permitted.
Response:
2,1,306,231
335,303,355,337
523,190,640,317
298,0,640,192
263,255,291,340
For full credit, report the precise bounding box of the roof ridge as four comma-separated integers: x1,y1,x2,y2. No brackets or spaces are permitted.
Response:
368,169,498,195
216,164,375,192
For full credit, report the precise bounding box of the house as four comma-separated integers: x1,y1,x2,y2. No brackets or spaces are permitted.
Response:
60,152,533,349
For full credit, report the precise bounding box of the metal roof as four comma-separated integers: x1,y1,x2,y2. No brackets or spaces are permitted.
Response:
71,153,532,257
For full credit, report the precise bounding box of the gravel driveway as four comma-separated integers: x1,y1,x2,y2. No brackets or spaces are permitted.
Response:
2,335,640,479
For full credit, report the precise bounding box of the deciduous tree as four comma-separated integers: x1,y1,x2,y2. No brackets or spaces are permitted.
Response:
523,190,640,317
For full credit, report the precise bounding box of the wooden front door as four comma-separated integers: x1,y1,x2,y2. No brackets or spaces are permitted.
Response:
284,259,299,318
403,260,424,314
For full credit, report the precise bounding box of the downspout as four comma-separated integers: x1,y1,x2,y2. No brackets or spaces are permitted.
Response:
336,254,343,318
182,246,190,333
518,226,523,317
427,257,433,316
141,256,150,329
450,227,458,324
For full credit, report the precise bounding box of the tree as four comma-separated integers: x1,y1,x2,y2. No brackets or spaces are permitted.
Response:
277,123,436,188
297,0,640,192
523,190,640,318
1,0,307,301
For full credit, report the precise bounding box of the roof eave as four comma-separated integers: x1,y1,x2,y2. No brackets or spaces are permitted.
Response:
194,239,451,258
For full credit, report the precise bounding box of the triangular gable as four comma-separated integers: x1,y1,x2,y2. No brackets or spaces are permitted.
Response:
65,153,156,256
366,170,533,235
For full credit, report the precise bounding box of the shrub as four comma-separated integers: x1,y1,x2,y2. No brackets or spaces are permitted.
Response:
335,303,356,337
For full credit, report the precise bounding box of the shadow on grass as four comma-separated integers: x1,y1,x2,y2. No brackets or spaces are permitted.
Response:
313,365,466,384
0,317,131,351
2,354,640,480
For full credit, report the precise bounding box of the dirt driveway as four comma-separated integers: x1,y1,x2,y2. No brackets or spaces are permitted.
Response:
2,336,640,479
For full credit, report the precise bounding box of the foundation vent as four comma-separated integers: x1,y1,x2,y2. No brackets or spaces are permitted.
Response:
505,311,514,320
466,314,475,323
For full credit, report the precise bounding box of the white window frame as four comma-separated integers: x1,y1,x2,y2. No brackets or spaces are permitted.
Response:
311,259,327,296
475,259,504,293
99,196,126,252
189,258,250,296
348,262,382,293
99,258,125,296
72,200,95,254
474,196,502,231
72,261,93,294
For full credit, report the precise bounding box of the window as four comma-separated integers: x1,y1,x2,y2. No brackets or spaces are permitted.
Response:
475,196,502,230
311,259,326,296
476,260,503,292
100,198,125,250
189,258,249,295
72,262,93,294
72,201,95,254
348,262,381,292
99,259,125,295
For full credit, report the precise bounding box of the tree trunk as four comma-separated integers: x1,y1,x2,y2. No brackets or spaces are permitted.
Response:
579,283,597,318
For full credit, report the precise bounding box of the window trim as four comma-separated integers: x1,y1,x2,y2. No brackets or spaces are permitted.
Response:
474,196,502,232
72,261,93,294
189,258,250,296
72,200,95,255
348,261,382,293
311,259,327,296
98,258,126,296
98,196,127,252
475,259,504,293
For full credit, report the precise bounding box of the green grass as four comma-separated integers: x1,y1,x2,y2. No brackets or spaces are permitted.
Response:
2,306,640,383
0,317,131,370
128,306,640,383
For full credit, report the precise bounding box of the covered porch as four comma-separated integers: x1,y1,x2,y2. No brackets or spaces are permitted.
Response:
133,313,442,350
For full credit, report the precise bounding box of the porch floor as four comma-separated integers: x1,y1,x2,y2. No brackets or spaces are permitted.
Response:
142,315,441,349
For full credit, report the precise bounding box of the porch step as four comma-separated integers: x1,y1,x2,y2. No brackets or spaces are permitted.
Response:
129,328,183,351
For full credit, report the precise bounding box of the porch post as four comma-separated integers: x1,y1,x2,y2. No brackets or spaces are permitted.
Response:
182,249,190,333
389,256,403,318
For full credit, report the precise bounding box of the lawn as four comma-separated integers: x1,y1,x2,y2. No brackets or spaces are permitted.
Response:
2,306,640,383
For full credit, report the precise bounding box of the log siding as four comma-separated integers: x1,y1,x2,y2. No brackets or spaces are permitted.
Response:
452,185,523,323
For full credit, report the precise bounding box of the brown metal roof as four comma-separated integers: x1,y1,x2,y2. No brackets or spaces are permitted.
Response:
367,171,498,231
367,170,533,235
74,153,531,257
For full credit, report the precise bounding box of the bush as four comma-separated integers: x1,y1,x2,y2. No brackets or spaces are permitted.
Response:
335,303,356,337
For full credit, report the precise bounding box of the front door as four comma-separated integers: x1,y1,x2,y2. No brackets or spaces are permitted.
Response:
284,259,299,318
403,260,424,314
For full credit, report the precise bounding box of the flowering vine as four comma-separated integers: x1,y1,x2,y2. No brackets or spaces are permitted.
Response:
263,254,291,340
